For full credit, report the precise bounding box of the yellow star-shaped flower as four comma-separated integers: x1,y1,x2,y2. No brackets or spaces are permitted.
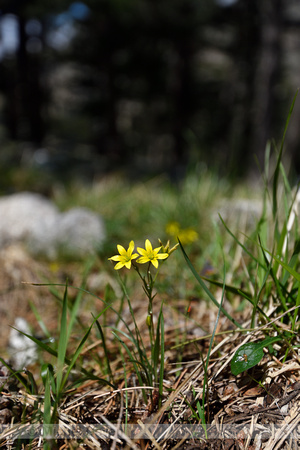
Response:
137,239,169,268
108,240,138,270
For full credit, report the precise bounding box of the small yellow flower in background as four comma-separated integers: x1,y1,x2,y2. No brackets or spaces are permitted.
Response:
166,221,198,245
137,239,169,268
165,222,180,236
179,228,199,245
108,240,138,270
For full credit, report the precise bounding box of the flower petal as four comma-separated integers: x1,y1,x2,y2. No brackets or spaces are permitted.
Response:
151,259,159,268
156,253,169,260
145,239,152,251
114,261,125,270
152,246,162,255
137,247,147,256
117,244,127,256
136,256,149,264
128,240,135,256
109,255,122,261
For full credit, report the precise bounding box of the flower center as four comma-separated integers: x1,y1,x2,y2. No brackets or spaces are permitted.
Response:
148,251,155,260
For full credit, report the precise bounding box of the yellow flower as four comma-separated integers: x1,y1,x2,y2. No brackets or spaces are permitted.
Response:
137,239,169,268
166,221,198,245
108,240,138,270
165,222,180,236
178,228,199,245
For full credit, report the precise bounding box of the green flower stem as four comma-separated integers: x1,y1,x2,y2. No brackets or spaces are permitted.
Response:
133,262,156,369
146,263,155,363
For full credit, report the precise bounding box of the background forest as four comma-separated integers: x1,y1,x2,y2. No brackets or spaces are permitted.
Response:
0,0,300,189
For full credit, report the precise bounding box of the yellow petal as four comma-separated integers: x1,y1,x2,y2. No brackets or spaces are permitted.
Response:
156,253,169,260
152,246,162,255
145,239,152,251
109,255,122,261
124,260,132,269
151,259,159,268
136,256,149,264
117,244,127,256
128,240,135,255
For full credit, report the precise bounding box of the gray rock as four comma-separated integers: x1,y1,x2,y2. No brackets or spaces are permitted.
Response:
8,317,38,368
0,192,105,259
56,207,105,258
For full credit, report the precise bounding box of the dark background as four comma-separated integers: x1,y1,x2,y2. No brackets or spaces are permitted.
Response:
0,0,300,189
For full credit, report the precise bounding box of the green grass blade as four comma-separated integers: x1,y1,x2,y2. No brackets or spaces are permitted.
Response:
29,301,52,340
61,307,113,392
272,90,298,219
200,276,251,299
27,283,149,347
179,239,242,329
66,287,84,343
93,317,114,382
264,249,300,283
43,370,52,424
202,255,226,432
282,240,300,286
153,309,161,382
0,357,32,394
159,307,165,406
56,282,69,395
112,331,150,388
23,369,38,395
66,258,94,342
219,216,266,270
236,290,271,324
251,263,272,328
41,363,56,394
111,328,142,355
60,323,93,393
200,275,271,322
293,284,300,331
9,328,59,359
111,327,151,376
117,272,148,355
43,366,55,450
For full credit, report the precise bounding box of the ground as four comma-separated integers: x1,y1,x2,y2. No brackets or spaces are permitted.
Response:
0,240,300,450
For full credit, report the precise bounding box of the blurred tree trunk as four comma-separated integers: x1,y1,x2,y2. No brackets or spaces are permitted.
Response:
250,0,283,170
169,1,200,178
103,55,123,165
225,0,260,177
1,4,45,144
172,40,193,176
16,12,45,144
225,0,282,177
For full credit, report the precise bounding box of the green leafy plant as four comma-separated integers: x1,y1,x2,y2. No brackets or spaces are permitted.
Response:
231,337,282,376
